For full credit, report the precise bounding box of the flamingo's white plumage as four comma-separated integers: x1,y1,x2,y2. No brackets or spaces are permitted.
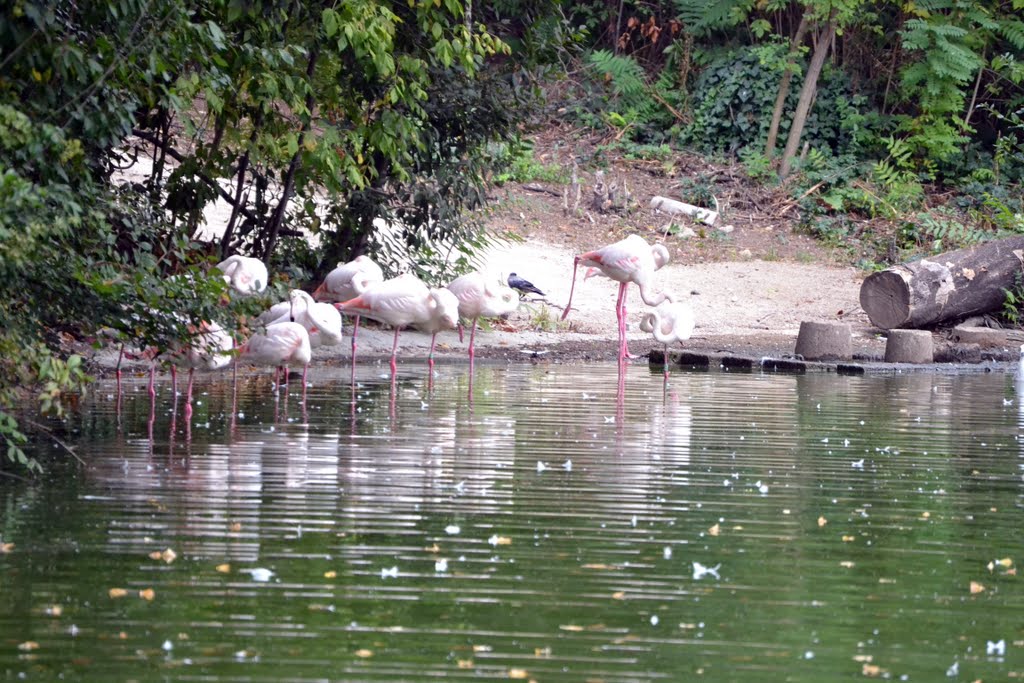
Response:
216,255,269,295
446,272,520,362
640,301,695,377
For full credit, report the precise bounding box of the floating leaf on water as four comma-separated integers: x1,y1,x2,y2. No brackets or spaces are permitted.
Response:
582,563,612,570
853,654,873,663
878,578,896,584
997,557,1013,568
612,591,626,600
489,535,512,546
139,588,156,601
160,549,177,564
473,644,493,652
229,522,242,532
970,581,986,594
508,668,529,679
534,646,551,657
708,523,720,536
425,543,440,553
839,561,855,568
355,648,373,658
559,625,584,632
921,511,930,519
861,663,884,677
108,588,128,599
45,605,63,617
215,563,231,574
457,659,474,668
324,570,337,579
1,542,14,553
841,535,856,542
817,516,827,528
17,641,39,651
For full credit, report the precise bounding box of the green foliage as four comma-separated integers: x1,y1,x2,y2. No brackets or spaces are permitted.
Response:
1002,271,1024,327
493,140,569,184
898,208,993,253
681,45,863,158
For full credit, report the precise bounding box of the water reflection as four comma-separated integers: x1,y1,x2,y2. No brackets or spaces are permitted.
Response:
2,363,1023,681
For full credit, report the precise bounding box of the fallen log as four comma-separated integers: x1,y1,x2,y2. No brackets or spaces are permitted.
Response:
859,236,1024,330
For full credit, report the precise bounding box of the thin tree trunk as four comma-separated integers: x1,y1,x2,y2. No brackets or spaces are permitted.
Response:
765,15,809,160
779,10,837,179
261,47,320,262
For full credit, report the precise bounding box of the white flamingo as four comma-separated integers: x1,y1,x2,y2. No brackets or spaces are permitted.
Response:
640,301,695,378
446,272,520,363
314,255,385,359
216,254,269,295
238,321,312,389
412,288,461,370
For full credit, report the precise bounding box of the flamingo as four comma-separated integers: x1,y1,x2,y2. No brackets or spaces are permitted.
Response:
561,234,675,362
238,321,312,389
412,288,461,370
216,254,269,295
262,290,343,349
336,273,445,374
446,272,520,363
314,255,385,360
175,321,234,418
640,301,695,378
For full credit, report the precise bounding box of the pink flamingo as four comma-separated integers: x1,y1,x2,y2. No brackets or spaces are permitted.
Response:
561,234,674,361
216,255,269,295
238,321,312,389
336,273,447,374
640,301,695,379
412,288,460,371
446,272,520,363
314,255,384,359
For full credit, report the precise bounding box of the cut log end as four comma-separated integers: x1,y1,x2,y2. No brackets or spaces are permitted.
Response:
859,270,911,330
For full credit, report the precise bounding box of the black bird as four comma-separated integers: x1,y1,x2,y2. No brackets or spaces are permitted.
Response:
508,272,545,297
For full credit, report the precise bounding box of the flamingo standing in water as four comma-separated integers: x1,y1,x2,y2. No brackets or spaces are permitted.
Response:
640,301,695,378
175,321,234,418
216,254,269,295
447,272,520,363
561,234,674,362
314,255,385,360
238,321,312,389
412,288,461,370
336,273,448,374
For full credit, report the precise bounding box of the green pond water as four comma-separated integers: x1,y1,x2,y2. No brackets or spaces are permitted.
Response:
1,362,1023,682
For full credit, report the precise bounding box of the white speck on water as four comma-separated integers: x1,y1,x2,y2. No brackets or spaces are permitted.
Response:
723,479,732,487
488,534,501,546
663,546,672,559
821,437,829,443
434,559,448,573
631,515,638,527
162,640,173,651
692,562,721,580
68,624,80,637
242,567,274,582
946,661,958,677
804,651,814,660
562,459,572,471
987,639,1006,656
536,461,547,473
852,459,865,469
650,615,659,626
420,401,428,410
381,566,399,579
445,525,460,535
604,416,614,423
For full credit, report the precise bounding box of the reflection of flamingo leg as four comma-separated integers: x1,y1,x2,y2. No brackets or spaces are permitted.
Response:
148,365,156,400
115,345,124,395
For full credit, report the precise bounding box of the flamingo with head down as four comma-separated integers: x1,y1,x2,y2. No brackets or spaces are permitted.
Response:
640,301,695,378
562,234,674,362
216,255,269,296
446,272,520,363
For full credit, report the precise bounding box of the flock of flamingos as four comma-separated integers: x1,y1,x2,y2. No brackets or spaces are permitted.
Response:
143,233,695,415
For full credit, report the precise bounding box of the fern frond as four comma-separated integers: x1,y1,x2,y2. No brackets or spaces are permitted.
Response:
672,0,743,32
588,50,647,99
997,18,1024,50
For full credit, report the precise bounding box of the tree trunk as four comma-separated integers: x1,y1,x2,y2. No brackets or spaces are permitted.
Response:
859,236,1024,329
779,11,836,178
765,15,808,160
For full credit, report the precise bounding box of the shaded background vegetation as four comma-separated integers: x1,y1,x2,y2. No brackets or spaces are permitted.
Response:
1,0,1022,469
